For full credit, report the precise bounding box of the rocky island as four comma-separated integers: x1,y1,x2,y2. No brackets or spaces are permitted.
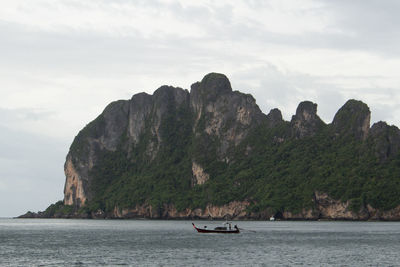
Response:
20,73,400,220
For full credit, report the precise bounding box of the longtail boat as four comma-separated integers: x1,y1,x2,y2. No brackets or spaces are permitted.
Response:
192,222,240,234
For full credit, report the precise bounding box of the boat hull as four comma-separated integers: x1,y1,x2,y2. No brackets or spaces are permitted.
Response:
192,223,240,234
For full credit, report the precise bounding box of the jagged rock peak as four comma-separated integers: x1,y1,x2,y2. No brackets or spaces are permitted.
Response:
189,73,234,124
154,85,188,98
295,101,318,121
266,108,283,127
200,72,232,92
370,121,400,161
130,92,151,101
191,73,232,100
291,101,324,138
153,85,189,106
370,121,389,135
332,99,370,140
92,99,130,151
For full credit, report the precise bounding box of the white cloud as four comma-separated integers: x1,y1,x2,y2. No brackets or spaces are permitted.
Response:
0,0,208,38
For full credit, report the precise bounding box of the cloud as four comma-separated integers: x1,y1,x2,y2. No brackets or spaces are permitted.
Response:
0,0,209,38
314,0,400,56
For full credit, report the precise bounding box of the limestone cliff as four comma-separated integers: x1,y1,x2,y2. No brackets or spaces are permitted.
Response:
290,101,325,139
64,155,86,206
190,73,266,159
107,200,250,220
280,192,400,221
266,108,283,128
65,99,131,207
369,121,400,162
53,73,400,221
332,99,371,140
191,162,209,186
64,73,265,209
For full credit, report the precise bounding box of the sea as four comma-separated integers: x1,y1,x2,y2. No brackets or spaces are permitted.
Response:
0,219,399,266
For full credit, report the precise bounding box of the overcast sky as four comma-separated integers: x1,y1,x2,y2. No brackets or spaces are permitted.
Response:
1,0,400,217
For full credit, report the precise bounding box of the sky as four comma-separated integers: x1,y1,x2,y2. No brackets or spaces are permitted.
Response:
1,0,400,217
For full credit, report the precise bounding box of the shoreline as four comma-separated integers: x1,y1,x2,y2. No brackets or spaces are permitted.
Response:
13,215,400,222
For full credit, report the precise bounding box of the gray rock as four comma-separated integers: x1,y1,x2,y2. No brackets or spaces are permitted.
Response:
266,108,283,128
290,101,325,138
370,121,400,161
332,99,370,140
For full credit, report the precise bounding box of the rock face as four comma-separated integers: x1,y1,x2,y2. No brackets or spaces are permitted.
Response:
369,121,400,161
58,73,400,220
64,99,131,207
291,101,325,139
266,108,283,128
191,162,209,186
332,99,371,140
190,73,266,158
108,200,250,220
280,192,400,221
64,155,86,206
64,73,265,208
312,192,368,220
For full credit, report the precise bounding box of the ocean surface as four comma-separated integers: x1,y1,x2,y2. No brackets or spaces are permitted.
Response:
0,219,399,266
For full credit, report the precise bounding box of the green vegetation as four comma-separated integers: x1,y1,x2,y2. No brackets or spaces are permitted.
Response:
43,201,74,217
74,109,400,217
84,102,195,213
59,91,400,219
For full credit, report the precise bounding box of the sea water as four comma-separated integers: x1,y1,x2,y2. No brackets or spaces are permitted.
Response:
0,218,399,266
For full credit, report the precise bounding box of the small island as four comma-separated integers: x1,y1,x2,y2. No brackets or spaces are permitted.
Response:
20,73,400,220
